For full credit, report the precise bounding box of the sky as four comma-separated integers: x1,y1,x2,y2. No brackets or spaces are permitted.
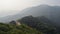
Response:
0,0,60,17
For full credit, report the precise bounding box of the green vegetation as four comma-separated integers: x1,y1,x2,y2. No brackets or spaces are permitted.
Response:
0,23,42,34
18,16,57,34
0,16,58,34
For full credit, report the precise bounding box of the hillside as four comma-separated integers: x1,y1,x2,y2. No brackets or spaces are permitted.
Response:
18,16,57,34
0,23,42,34
0,15,59,34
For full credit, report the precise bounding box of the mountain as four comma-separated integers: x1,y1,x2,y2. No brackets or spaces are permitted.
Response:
37,16,55,26
0,5,60,26
18,16,57,34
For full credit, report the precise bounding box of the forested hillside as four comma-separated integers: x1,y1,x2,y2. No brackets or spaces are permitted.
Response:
18,16,57,34
0,23,42,34
0,15,59,34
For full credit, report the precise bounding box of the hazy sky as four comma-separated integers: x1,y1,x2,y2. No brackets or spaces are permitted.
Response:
0,0,60,17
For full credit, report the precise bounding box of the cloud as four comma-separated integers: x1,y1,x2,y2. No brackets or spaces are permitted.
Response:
0,0,60,10
0,0,60,17
40,0,60,6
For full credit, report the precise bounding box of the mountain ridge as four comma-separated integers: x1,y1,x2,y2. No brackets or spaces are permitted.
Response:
0,5,60,26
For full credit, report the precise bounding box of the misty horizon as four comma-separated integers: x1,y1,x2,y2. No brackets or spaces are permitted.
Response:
0,0,60,17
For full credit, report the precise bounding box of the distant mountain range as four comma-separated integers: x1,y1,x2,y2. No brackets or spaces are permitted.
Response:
0,5,60,26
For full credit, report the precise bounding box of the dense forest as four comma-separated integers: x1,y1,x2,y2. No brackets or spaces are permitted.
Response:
0,15,60,34
18,16,57,34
